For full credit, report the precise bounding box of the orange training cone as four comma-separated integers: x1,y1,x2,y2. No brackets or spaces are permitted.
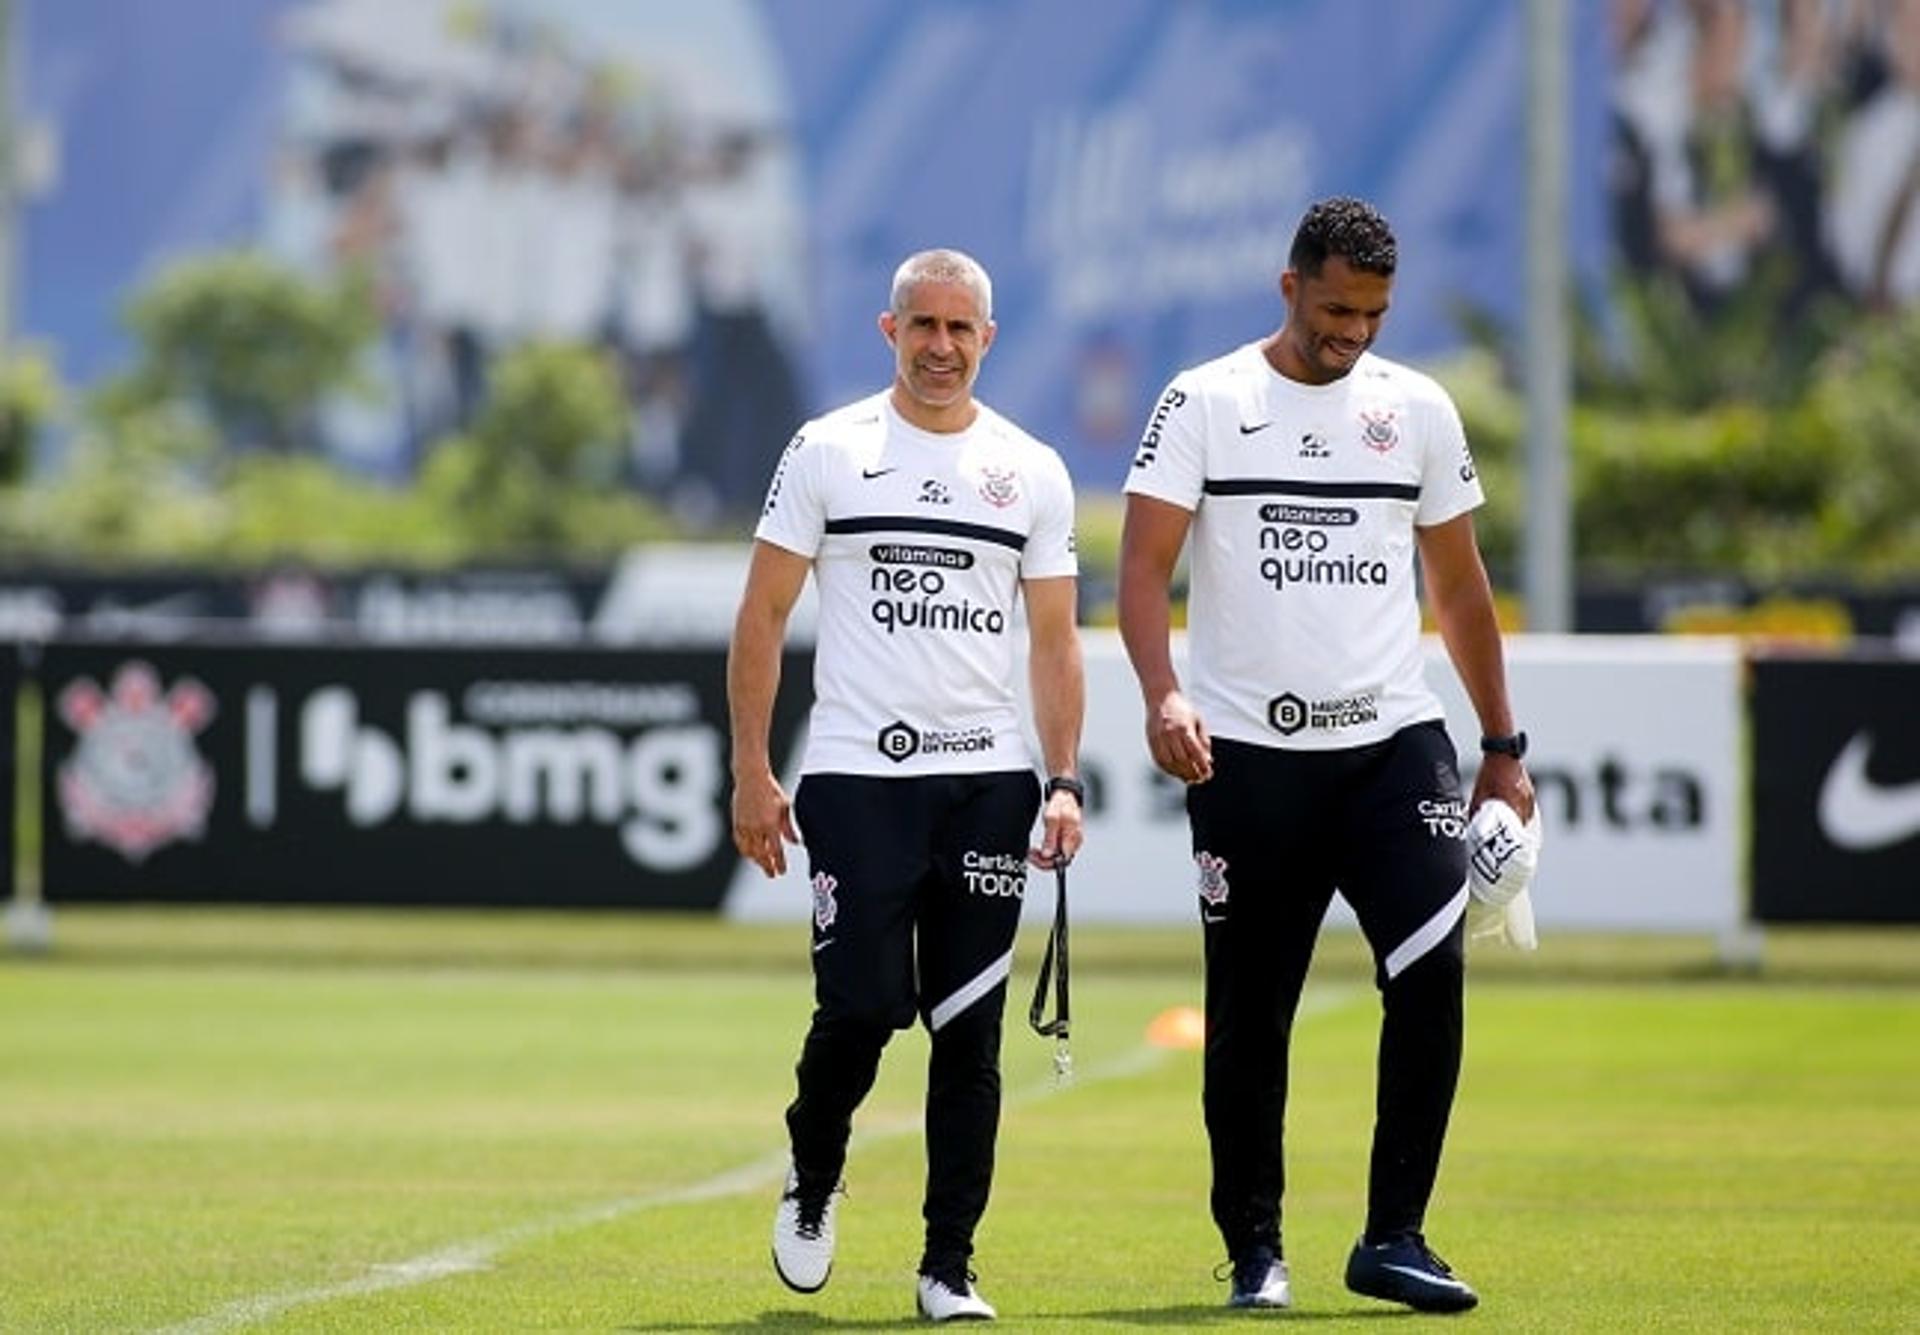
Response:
1145,1004,1206,1050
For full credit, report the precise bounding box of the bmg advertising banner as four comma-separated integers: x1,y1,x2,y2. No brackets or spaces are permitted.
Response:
1751,655,1920,923
38,641,811,907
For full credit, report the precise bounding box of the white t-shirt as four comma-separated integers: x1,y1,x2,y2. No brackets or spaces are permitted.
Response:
756,391,1078,776
1125,342,1482,750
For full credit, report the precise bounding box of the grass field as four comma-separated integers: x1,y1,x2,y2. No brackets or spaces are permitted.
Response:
3,910,1918,1332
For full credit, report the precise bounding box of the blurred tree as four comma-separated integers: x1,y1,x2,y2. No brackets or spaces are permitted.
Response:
1798,310,1920,572
0,345,59,483
102,253,379,455
1562,255,1850,413
419,341,659,555
1441,266,1919,583
0,254,681,565
471,340,629,485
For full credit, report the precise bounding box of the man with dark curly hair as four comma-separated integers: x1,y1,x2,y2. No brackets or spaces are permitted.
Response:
1118,197,1534,1313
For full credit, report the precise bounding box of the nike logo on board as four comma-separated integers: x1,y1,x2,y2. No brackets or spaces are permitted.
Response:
862,467,897,479
1817,731,1920,851
1238,421,1273,435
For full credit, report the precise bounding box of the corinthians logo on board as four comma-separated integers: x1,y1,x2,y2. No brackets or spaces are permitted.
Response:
56,660,217,861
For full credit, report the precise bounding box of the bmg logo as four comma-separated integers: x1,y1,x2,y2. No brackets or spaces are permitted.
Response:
1133,387,1186,469
877,720,920,763
1267,693,1307,735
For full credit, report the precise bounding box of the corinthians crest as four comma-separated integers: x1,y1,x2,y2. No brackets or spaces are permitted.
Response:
1358,408,1399,453
57,661,217,862
811,871,839,929
1195,850,1231,905
976,465,1019,508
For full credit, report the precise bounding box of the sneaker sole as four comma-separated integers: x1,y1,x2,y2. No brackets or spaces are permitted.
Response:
771,1249,830,1295
917,1303,994,1322
1346,1274,1476,1313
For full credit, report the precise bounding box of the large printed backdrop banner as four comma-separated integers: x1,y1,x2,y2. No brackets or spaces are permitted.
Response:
1751,655,1920,924
20,0,1611,494
38,641,811,908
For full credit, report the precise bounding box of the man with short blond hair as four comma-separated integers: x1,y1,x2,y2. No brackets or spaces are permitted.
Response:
729,247,1085,1323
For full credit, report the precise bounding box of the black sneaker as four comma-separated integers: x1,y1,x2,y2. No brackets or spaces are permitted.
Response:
1345,1232,1478,1313
1217,1242,1291,1309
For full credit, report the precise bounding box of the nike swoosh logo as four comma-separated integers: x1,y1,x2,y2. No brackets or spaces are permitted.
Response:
1817,731,1920,851
1201,911,1227,924
1238,422,1272,435
812,937,835,953
1380,1263,1469,1290
862,467,896,479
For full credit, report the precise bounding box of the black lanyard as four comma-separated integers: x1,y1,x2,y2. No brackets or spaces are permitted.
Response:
1027,863,1071,1080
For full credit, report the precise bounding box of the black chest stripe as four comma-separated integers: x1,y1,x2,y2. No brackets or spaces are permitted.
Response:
825,515,1028,551
1202,478,1420,501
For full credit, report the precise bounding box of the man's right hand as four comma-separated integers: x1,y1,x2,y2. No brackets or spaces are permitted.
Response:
732,766,799,877
1146,689,1214,785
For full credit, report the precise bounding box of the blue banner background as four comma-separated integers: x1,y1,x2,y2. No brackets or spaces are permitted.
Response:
19,0,1610,493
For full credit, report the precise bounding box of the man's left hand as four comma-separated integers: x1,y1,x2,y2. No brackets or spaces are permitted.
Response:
1470,752,1534,822
1029,790,1084,869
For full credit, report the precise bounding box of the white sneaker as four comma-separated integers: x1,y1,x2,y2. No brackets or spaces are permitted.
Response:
1224,1245,1291,1309
770,1169,839,1293
916,1269,996,1321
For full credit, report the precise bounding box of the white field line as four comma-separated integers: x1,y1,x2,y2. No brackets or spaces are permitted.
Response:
153,986,1361,1334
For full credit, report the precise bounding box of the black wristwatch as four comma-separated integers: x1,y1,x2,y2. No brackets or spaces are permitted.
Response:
1044,775,1086,806
1480,731,1528,760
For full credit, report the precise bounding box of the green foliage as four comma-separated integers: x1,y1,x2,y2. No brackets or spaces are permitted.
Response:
1571,401,1835,578
1439,260,1917,583
106,252,379,453
1434,312,1920,579
0,345,61,484
0,252,679,566
1798,312,1920,570
216,455,467,564
1579,259,1851,413
0,404,222,560
412,340,664,557
470,340,630,485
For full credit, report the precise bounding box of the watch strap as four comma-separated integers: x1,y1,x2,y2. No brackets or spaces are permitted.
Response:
1045,774,1086,805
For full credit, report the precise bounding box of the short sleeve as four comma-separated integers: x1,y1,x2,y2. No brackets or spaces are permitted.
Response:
1020,449,1079,580
1413,387,1485,527
1122,374,1206,511
753,429,826,557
